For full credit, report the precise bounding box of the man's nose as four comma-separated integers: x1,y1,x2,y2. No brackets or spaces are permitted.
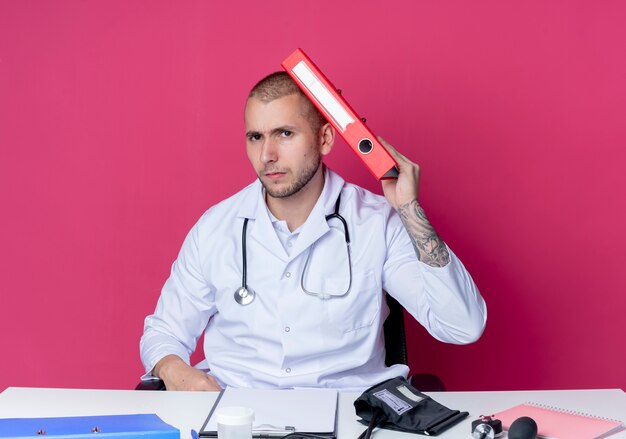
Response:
260,138,278,164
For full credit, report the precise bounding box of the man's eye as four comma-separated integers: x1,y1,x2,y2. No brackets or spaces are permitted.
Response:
281,130,293,137
248,134,261,141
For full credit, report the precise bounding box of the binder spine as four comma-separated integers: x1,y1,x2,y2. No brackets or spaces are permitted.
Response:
282,48,399,181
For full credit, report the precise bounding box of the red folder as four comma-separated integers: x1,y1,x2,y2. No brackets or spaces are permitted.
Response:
282,48,399,181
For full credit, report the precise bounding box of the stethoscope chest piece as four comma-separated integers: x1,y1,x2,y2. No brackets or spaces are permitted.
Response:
234,286,255,305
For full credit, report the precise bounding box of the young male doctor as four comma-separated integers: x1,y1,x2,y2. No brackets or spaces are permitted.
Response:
140,72,486,391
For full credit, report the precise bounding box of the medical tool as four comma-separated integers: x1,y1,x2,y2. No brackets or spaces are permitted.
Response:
234,195,351,305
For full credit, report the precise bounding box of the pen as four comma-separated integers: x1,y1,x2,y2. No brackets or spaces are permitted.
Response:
254,425,296,437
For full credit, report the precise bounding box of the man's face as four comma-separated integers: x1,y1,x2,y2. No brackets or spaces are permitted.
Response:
244,94,329,199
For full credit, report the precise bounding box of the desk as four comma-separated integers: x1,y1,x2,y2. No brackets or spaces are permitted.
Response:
1,387,624,438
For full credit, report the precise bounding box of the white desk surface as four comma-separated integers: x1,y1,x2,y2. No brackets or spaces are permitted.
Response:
1,387,624,439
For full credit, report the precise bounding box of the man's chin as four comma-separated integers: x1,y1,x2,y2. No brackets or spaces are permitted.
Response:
258,160,321,199
264,184,295,199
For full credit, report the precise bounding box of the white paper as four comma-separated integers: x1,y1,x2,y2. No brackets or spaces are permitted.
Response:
202,388,337,436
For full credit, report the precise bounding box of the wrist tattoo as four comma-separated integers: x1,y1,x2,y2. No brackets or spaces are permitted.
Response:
397,199,450,267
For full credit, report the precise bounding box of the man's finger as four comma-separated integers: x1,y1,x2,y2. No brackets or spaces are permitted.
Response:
377,136,410,165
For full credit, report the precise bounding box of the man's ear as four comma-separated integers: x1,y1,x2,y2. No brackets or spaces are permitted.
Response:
319,123,335,157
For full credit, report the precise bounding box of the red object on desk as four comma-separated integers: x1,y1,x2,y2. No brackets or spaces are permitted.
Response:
282,48,399,181
495,403,625,439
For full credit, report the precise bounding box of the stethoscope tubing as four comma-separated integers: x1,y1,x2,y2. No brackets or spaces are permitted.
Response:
241,217,250,290
236,194,351,305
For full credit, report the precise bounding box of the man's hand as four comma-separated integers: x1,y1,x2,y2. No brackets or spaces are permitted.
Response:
378,137,450,268
153,355,222,391
379,136,421,210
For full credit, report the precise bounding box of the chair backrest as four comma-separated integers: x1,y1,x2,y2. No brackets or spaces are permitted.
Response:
382,293,446,391
383,293,408,366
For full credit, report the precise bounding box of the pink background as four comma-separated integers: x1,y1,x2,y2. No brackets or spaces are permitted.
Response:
1,1,624,392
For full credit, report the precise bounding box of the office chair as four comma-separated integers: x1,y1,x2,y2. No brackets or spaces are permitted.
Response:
136,293,445,391
383,293,446,392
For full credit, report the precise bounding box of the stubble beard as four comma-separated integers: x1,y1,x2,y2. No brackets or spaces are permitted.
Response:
261,153,322,199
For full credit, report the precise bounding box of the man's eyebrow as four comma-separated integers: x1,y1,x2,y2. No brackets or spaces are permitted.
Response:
270,125,297,135
246,126,298,137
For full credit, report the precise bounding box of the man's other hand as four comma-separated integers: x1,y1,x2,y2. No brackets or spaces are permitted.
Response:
153,355,222,391
378,136,421,210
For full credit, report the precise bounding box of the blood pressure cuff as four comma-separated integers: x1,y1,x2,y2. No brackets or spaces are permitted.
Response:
354,376,468,436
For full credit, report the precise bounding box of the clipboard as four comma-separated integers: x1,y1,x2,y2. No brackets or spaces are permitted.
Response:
199,388,337,439
282,48,399,181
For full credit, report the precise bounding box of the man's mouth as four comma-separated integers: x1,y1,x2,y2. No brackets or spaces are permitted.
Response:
264,170,287,180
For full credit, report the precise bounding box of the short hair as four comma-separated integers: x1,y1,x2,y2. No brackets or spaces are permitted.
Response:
248,71,327,134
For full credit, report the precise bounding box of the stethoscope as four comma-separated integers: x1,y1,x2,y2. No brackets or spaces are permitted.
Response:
234,194,353,305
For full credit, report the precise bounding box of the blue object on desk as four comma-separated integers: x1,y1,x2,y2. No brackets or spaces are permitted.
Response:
0,414,179,439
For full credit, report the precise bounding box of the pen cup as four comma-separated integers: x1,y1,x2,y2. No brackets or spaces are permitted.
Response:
216,406,255,439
